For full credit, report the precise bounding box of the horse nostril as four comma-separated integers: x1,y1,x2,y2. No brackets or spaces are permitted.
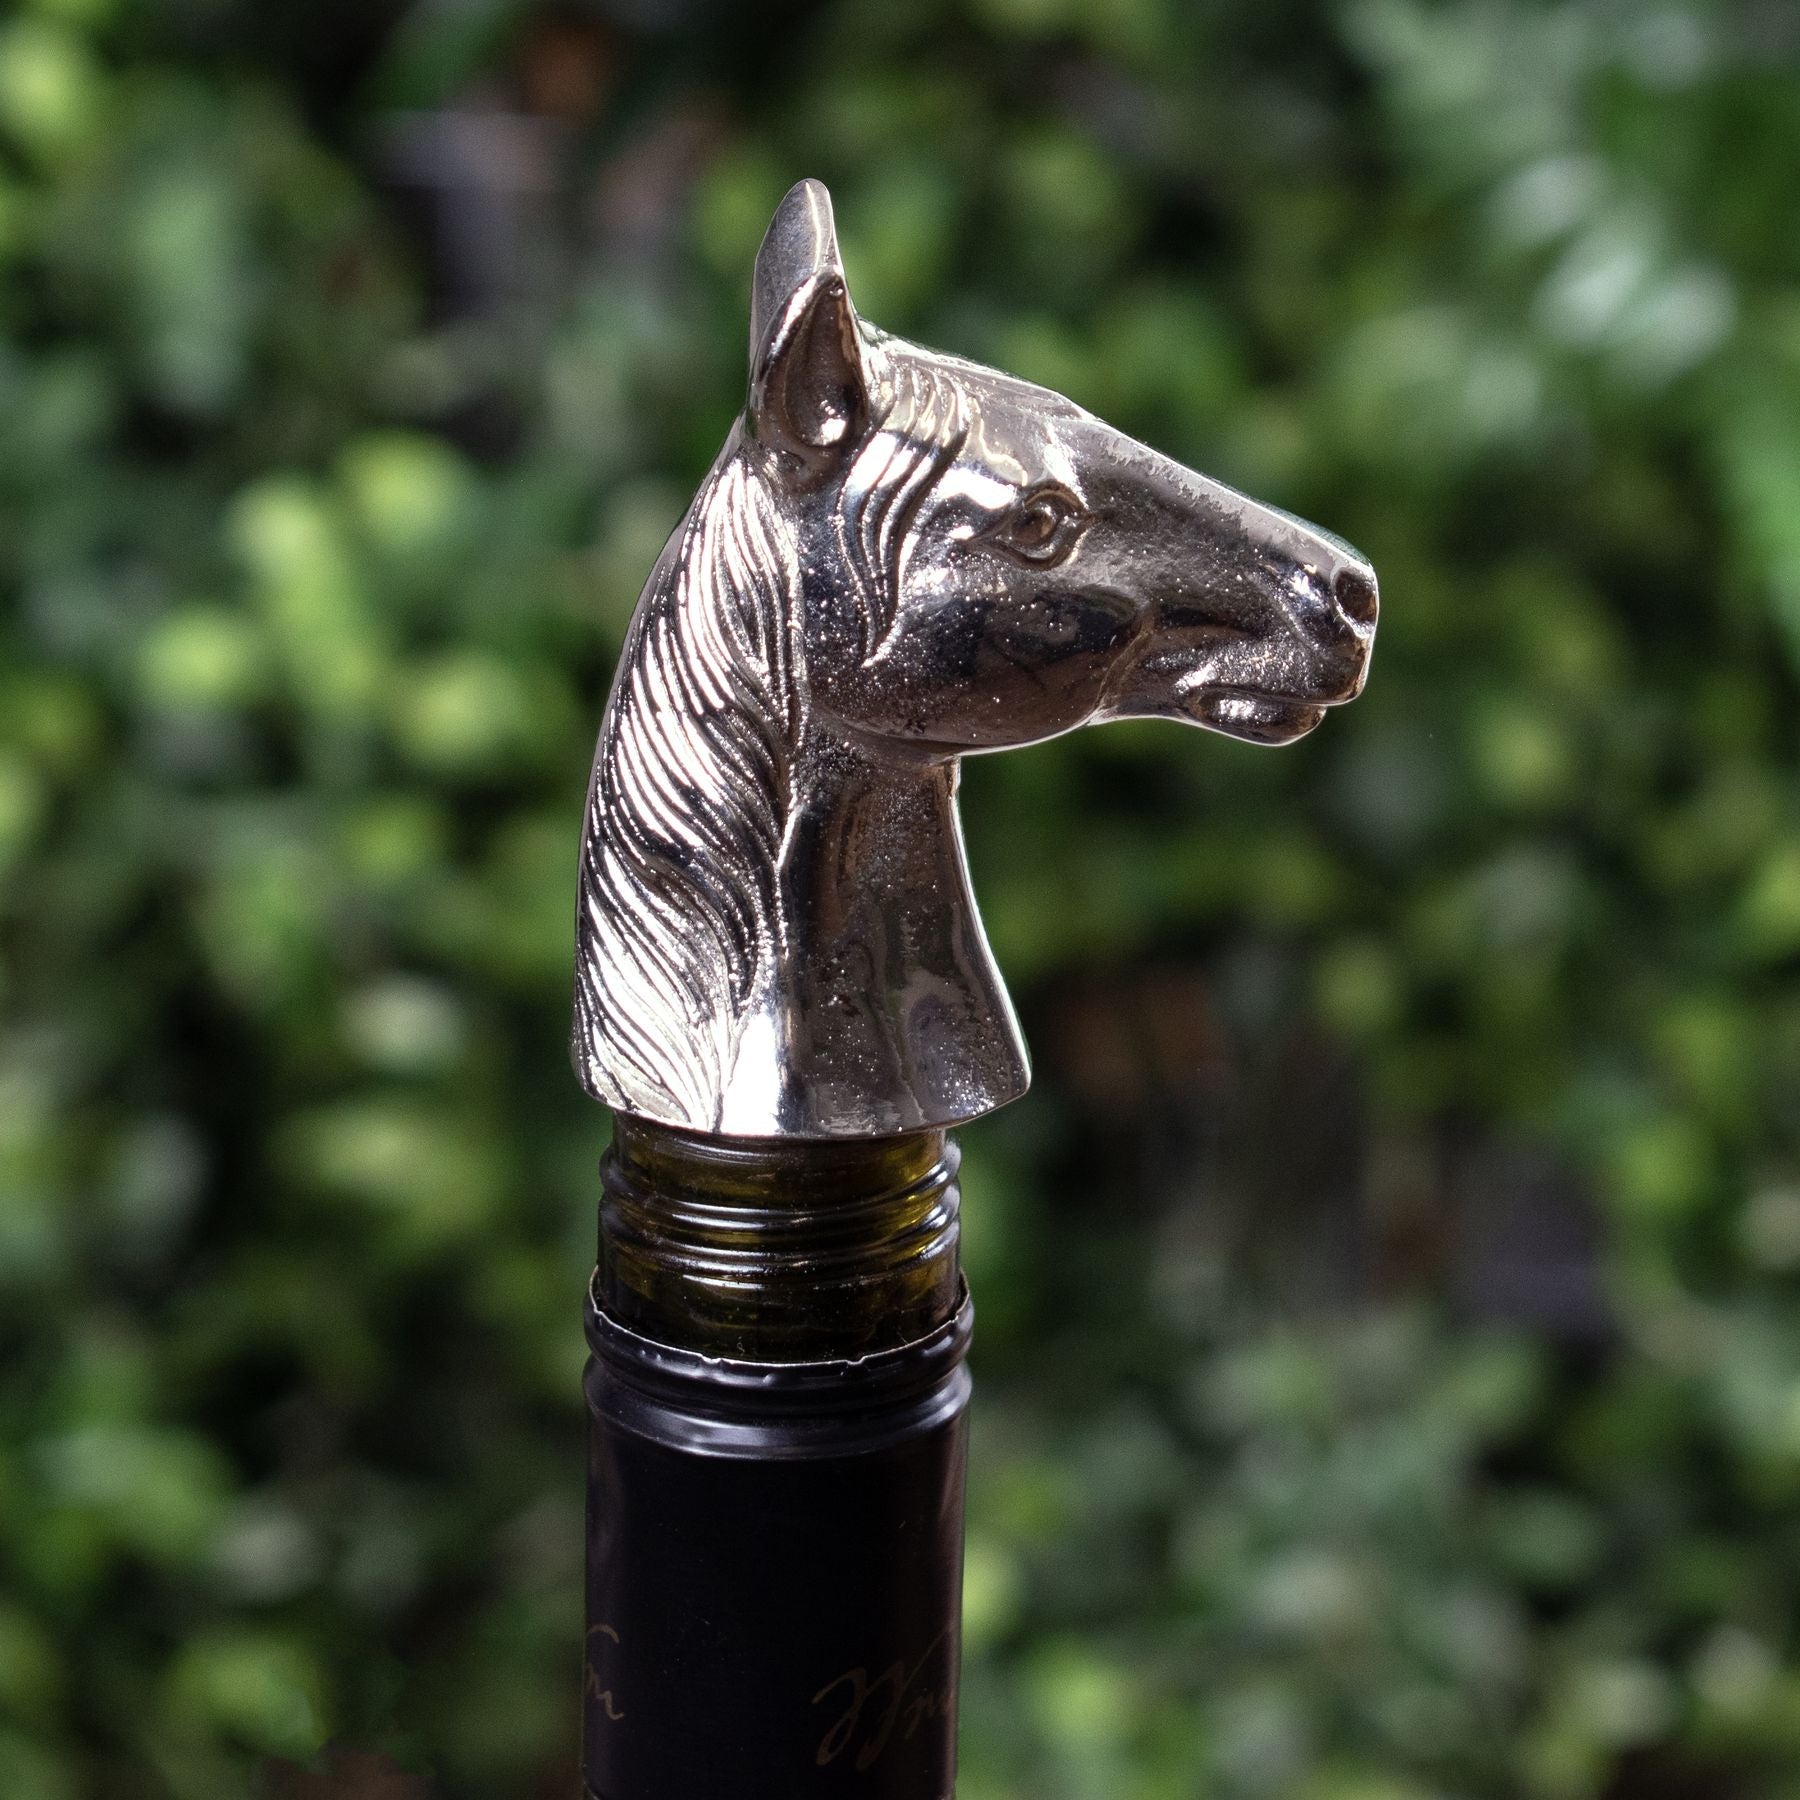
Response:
1334,565,1379,628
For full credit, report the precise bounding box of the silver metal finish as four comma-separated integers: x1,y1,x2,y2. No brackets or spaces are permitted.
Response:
573,179,1377,1139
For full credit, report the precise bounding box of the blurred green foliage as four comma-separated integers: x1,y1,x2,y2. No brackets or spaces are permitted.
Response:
4,0,1800,1795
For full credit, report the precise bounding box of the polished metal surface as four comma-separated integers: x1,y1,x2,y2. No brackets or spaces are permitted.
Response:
573,179,1377,1139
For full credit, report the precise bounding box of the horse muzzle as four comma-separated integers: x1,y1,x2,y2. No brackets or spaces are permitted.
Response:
1161,559,1376,744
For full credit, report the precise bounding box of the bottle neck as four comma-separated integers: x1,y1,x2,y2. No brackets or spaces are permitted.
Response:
596,1116,962,1361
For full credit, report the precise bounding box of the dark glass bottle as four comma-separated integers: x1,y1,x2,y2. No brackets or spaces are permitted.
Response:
583,1116,970,1800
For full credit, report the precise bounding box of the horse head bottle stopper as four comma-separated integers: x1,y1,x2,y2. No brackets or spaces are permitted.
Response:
574,179,1377,1139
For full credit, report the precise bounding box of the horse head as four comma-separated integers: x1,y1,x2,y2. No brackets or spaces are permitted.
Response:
575,179,1376,1137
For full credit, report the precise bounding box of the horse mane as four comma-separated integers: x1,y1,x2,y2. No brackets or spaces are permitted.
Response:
839,351,970,660
573,454,801,1124
572,344,970,1126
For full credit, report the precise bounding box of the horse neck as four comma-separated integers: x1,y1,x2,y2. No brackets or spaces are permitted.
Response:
745,719,1027,1136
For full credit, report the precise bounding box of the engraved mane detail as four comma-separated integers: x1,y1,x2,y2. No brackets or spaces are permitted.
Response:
573,455,802,1125
840,352,970,662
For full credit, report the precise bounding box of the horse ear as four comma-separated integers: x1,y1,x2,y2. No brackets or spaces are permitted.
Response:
746,179,869,478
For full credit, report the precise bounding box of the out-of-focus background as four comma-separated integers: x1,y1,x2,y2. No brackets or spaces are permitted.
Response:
4,0,1800,1795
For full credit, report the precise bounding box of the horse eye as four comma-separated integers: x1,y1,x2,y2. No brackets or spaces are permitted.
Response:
989,489,1085,565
